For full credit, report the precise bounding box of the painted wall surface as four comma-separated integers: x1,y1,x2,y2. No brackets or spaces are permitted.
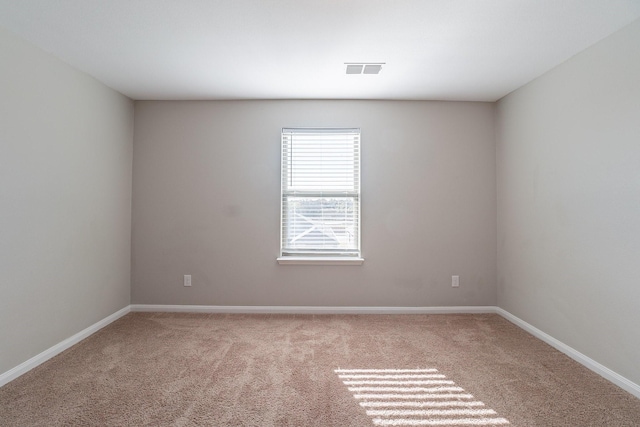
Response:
496,20,640,384
0,28,133,374
132,100,496,307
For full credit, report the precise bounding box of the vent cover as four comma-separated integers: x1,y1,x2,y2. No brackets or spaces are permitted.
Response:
345,63,384,74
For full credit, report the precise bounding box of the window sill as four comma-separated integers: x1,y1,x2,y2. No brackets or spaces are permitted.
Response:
277,257,364,266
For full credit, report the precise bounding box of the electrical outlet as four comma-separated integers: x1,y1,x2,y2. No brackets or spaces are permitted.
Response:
452,275,459,288
184,275,192,287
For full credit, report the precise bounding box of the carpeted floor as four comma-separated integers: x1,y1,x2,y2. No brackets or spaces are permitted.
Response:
1,313,639,426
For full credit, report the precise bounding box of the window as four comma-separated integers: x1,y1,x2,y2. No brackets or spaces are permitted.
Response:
278,128,362,264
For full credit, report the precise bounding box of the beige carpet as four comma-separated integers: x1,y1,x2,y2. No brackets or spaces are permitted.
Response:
1,313,639,426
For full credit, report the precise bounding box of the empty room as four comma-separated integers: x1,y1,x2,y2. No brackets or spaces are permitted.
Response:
1,1,639,425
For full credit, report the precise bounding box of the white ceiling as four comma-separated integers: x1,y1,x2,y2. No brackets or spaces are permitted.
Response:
1,1,639,101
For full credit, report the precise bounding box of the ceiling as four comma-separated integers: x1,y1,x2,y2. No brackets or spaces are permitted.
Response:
1,1,639,101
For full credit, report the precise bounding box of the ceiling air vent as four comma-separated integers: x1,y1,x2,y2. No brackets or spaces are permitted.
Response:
345,63,384,74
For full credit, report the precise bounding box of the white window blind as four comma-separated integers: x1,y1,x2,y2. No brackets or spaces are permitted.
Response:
280,128,361,257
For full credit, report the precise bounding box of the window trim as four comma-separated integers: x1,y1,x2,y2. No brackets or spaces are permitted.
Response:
276,256,364,265
279,127,363,265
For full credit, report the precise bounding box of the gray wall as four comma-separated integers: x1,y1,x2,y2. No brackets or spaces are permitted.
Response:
496,19,640,384
132,100,496,307
0,28,133,375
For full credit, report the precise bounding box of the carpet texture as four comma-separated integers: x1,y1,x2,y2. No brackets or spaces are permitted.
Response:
1,313,639,426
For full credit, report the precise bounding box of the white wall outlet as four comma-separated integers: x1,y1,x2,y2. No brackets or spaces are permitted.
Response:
184,275,192,287
452,275,459,288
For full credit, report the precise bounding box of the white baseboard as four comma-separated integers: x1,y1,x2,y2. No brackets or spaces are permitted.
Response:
129,304,497,315
495,307,640,399
3,304,638,401
0,306,130,388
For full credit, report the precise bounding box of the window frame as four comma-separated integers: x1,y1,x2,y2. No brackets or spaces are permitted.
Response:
277,127,364,265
